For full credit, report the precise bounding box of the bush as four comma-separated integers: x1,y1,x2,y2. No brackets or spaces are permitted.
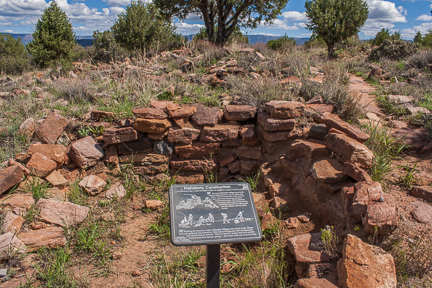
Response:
112,1,182,54
267,35,296,52
27,1,76,68
304,34,326,49
92,30,128,63
369,39,419,61
0,33,30,75
372,28,401,46
423,31,432,47
194,26,248,45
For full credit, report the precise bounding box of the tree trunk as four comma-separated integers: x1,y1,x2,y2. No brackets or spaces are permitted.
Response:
327,42,334,60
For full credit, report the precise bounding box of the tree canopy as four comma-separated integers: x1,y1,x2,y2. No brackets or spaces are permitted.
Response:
154,0,289,46
27,1,76,68
305,0,368,59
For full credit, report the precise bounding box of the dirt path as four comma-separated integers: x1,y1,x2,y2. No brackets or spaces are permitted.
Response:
348,74,383,115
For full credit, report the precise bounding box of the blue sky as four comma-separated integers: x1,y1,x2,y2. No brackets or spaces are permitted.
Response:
0,0,431,39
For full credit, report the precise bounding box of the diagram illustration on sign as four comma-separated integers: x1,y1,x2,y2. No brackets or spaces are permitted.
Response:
179,212,215,228
176,194,218,210
221,211,252,224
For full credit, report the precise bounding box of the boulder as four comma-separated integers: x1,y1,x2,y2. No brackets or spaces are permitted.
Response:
322,113,370,143
69,136,104,169
224,105,257,121
338,234,397,288
132,118,172,134
363,194,398,235
265,101,305,119
191,104,222,126
27,143,67,165
106,183,126,199
132,108,168,119
406,201,432,223
167,127,201,145
26,152,57,178
0,232,25,255
35,112,69,144
37,198,90,226
287,233,332,278
311,159,347,183
342,163,372,182
257,112,296,132
200,125,239,142
19,118,36,137
0,165,24,194
103,127,141,145
410,186,432,202
18,227,67,252
295,278,337,288
166,105,197,118
325,133,373,168
79,175,106,195
174,142,221,158
1,211,25,234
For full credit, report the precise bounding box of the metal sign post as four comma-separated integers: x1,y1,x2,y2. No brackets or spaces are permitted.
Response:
169,183,262,288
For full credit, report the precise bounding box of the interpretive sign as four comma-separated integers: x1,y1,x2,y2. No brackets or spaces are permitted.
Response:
169,182,262,246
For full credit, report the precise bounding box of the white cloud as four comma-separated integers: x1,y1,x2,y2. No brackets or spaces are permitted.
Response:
282,11,308,22
416,14,432,21
361,0,407,36
174,22,204,34
102,0,131,5
402,22,432,38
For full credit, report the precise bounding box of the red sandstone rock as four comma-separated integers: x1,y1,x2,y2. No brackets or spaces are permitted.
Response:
325,133,373,169
406,201,432,223
219,152,237,167
132,108,168,119
79,175,106,195
26,152,57,178
200,125,239,142
236,146,262,160
0,232,25,255
311,159,347,183
174,142,221,159
28,143,67,165
150,100,175,109
363,194,398,234
1,211,25,234
285,217,300,229
145,200,164,210
170,159,216,171
240,160,259,175
191,104,222,126
37,198,90,226
411,186,432,202
175,174,205,184
117,137,153,155
18,227,67,252
167,127,201,145
70,136,104,169
286,140,331,168
106,183,126,199
265,100,305,119
46,170,68,188
103,127,141,144
19,118,35,137
239,125,256,145
349,181,383,223
342,163,372,182
228,160,240,174
0,165,24,194
257,125,301,142
35,112,69,144
132,118,172,134
223,105,257,121
295,278,337,288
306,104,334,114
91,110,114,120
119,153,168,164
1,194,34,208
338,234,396,288
257,112,296,132
322,113,370,143
166,105,197,118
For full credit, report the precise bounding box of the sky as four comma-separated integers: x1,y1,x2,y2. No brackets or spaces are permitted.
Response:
0,0,431,40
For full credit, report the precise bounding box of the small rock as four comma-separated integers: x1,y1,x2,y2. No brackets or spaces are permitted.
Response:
37,198,90,226
145,200,164,210
342,162,372,182
285,217,300,229
1,194,34,208
0,165,24,195
297,213,312,223
112,251,122,260
311,159,347,183
1,211,25,234
132,270,142,277
19,118,36,137
103,127,141,145
132,108,168,119
18,226,67,252
265,100,305,119
406,201,432,223
27,143,67,165
30,222,47,230
70,136,104,169
106,183,126,199
411,186,432,202
224,105,257,121
79,175,106,195
26,152,57,178
46,170,68,188
0,232,25,254
35,111,69,144
191,104,222,126
132,118,172,134
154,140,174,155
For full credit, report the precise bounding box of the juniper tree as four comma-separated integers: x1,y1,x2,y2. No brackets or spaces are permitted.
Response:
305,0,368,59
0,33,30,75
27,1,76,68
155,0,289,46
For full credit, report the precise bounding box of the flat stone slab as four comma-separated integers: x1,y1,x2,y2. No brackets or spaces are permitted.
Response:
406,201,432,223
265,101,305,119
46,170,68,188
322,112,369,143
200,125,239,142
191,104,222,126
0,232,25,254
174,142,221,159
70,136,104,169
224,105,257,121
132,118,172,134
26,152,57,178
118,153,169,164
311,159,347,183
1,194,35,208
118,137,153,155
411,186,432,202
28,143,67,165
166,105,197,118
1,211,25,234
79,175,106,195
18,227,67,252
106,183,126,199
167,127,201,145
257,112,296,132
37,198,90,226
103,127,141,145
132,108,168,119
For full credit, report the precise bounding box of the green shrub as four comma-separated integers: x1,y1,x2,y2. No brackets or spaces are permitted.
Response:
112,1,182,54
92,30,128,63
423,31,432,47
372,28,401,46
0,33,30,75
267,35,296,52
27,1,76,68
304,34,326,49
369,39,419,61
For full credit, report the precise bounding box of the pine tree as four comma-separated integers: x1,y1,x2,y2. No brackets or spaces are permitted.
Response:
111,1,181,54
0,33,30,75
413,31,423,45
27,1,76,68
305,0,368,59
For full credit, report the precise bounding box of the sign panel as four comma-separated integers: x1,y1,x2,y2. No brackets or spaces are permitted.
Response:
169,183,262,246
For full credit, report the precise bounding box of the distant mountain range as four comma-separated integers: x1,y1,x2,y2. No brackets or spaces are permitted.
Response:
5,33,309,46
